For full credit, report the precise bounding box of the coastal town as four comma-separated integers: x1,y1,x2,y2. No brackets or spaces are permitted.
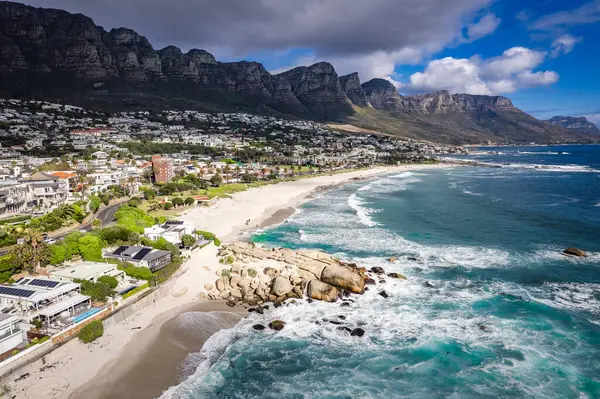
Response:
0,96,467,395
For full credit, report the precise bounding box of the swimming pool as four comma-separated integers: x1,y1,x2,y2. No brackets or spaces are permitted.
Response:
72,307,103,324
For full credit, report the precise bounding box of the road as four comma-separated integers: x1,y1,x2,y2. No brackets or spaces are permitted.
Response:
0,202,126,255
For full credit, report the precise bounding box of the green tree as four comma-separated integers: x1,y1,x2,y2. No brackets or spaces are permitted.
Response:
241,173,256,183
210,173,223,187
171,197,184,207
77,235,104,261
89,196,101,213
49,244,67,265
181,234,196,247
78,279,114,302
97,275,118,289
163,202,173,210
184,197,195,206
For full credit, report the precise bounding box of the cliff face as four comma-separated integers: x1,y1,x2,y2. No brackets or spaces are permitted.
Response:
546,116,600,135
0,1,596,144
339,73,370,107
275,62,353,119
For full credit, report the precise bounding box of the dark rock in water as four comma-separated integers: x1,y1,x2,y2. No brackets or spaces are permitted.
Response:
479,324,492,332
407,257,418,262
364,287,369,291
562,248,587,257
340,302,351,307
255,307,264,314
274,301,282,308
306,298,313,303
337,326,352,333
329,320,343,325
370,267,386,274
365,277,376,285
343,290,351,298
338,315,346,320
226,301,237,307
268,320,286,331
378,291,389,299
263,305,270,310
248,308,256,313
378,279,386,284
424,281,436,288
252,324,266,331
388,273,407,280
350,328,365,337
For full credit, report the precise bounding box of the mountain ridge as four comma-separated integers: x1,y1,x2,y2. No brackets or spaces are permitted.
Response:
0,1,597,145
545,116,599,135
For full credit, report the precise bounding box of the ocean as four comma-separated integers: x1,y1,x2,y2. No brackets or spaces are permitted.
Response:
163,144,600,399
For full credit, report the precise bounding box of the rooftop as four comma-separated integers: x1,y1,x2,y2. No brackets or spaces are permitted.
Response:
50,261,117,280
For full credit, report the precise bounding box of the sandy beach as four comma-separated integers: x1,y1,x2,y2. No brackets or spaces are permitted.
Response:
4,164,447,399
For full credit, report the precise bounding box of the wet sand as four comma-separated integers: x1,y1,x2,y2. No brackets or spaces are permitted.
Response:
72,301,247,399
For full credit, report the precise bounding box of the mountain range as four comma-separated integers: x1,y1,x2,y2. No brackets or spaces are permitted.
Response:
0,1,598,145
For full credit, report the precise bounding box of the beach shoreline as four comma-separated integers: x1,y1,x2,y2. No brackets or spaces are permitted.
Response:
4,164,450,399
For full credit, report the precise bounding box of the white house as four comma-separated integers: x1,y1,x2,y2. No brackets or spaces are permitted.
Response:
143,221,195,245
0,313,27,355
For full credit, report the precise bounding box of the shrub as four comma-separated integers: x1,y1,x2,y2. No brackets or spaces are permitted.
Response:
163,202,173,210
184,197,195,206
221,269,231,277
171,197,184,207
247,268,257,278
78,320,104,343
123,265,154,280
77,235,104,261
194,230,221,246
97,275,118,289
88,196,101,213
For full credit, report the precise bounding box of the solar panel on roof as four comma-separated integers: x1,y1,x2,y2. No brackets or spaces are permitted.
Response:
28,279,60,288
164,220,184,225
132,248,152,260
0,286,35,298
113,246,128,255
14,278,23,283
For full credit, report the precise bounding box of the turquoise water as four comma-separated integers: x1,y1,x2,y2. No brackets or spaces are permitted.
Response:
163,145,600,399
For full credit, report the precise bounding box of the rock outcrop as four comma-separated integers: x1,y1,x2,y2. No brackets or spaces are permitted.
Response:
209,242,391,306
562,248,587,257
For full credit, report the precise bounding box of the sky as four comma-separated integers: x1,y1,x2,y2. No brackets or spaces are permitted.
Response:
21,0,600,124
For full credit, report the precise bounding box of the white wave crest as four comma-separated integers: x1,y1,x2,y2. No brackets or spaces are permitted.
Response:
348,193,379,227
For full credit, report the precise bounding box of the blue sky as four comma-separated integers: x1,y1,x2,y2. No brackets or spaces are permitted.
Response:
25,0,600,124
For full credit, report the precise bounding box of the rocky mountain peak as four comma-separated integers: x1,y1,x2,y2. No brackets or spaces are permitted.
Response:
275,62,353,120
186,49,217,65
361,78,403,111
339,73,370,107
546,116,600,135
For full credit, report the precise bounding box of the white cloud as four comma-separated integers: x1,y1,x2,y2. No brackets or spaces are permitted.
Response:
531,0,600,31
407,46,559,95
409,57,492,94
585,113,600,126
464,13,501,42
270,47,425,83
482,47,546,79
551,34,582,57
517,70,559,87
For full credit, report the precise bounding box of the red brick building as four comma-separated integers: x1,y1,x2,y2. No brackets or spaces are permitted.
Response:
151,155,174,183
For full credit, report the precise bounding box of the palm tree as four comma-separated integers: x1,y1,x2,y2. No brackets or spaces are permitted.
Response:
11,228,51,272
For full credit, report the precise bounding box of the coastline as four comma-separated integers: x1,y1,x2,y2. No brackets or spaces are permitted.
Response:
5,164,450,399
